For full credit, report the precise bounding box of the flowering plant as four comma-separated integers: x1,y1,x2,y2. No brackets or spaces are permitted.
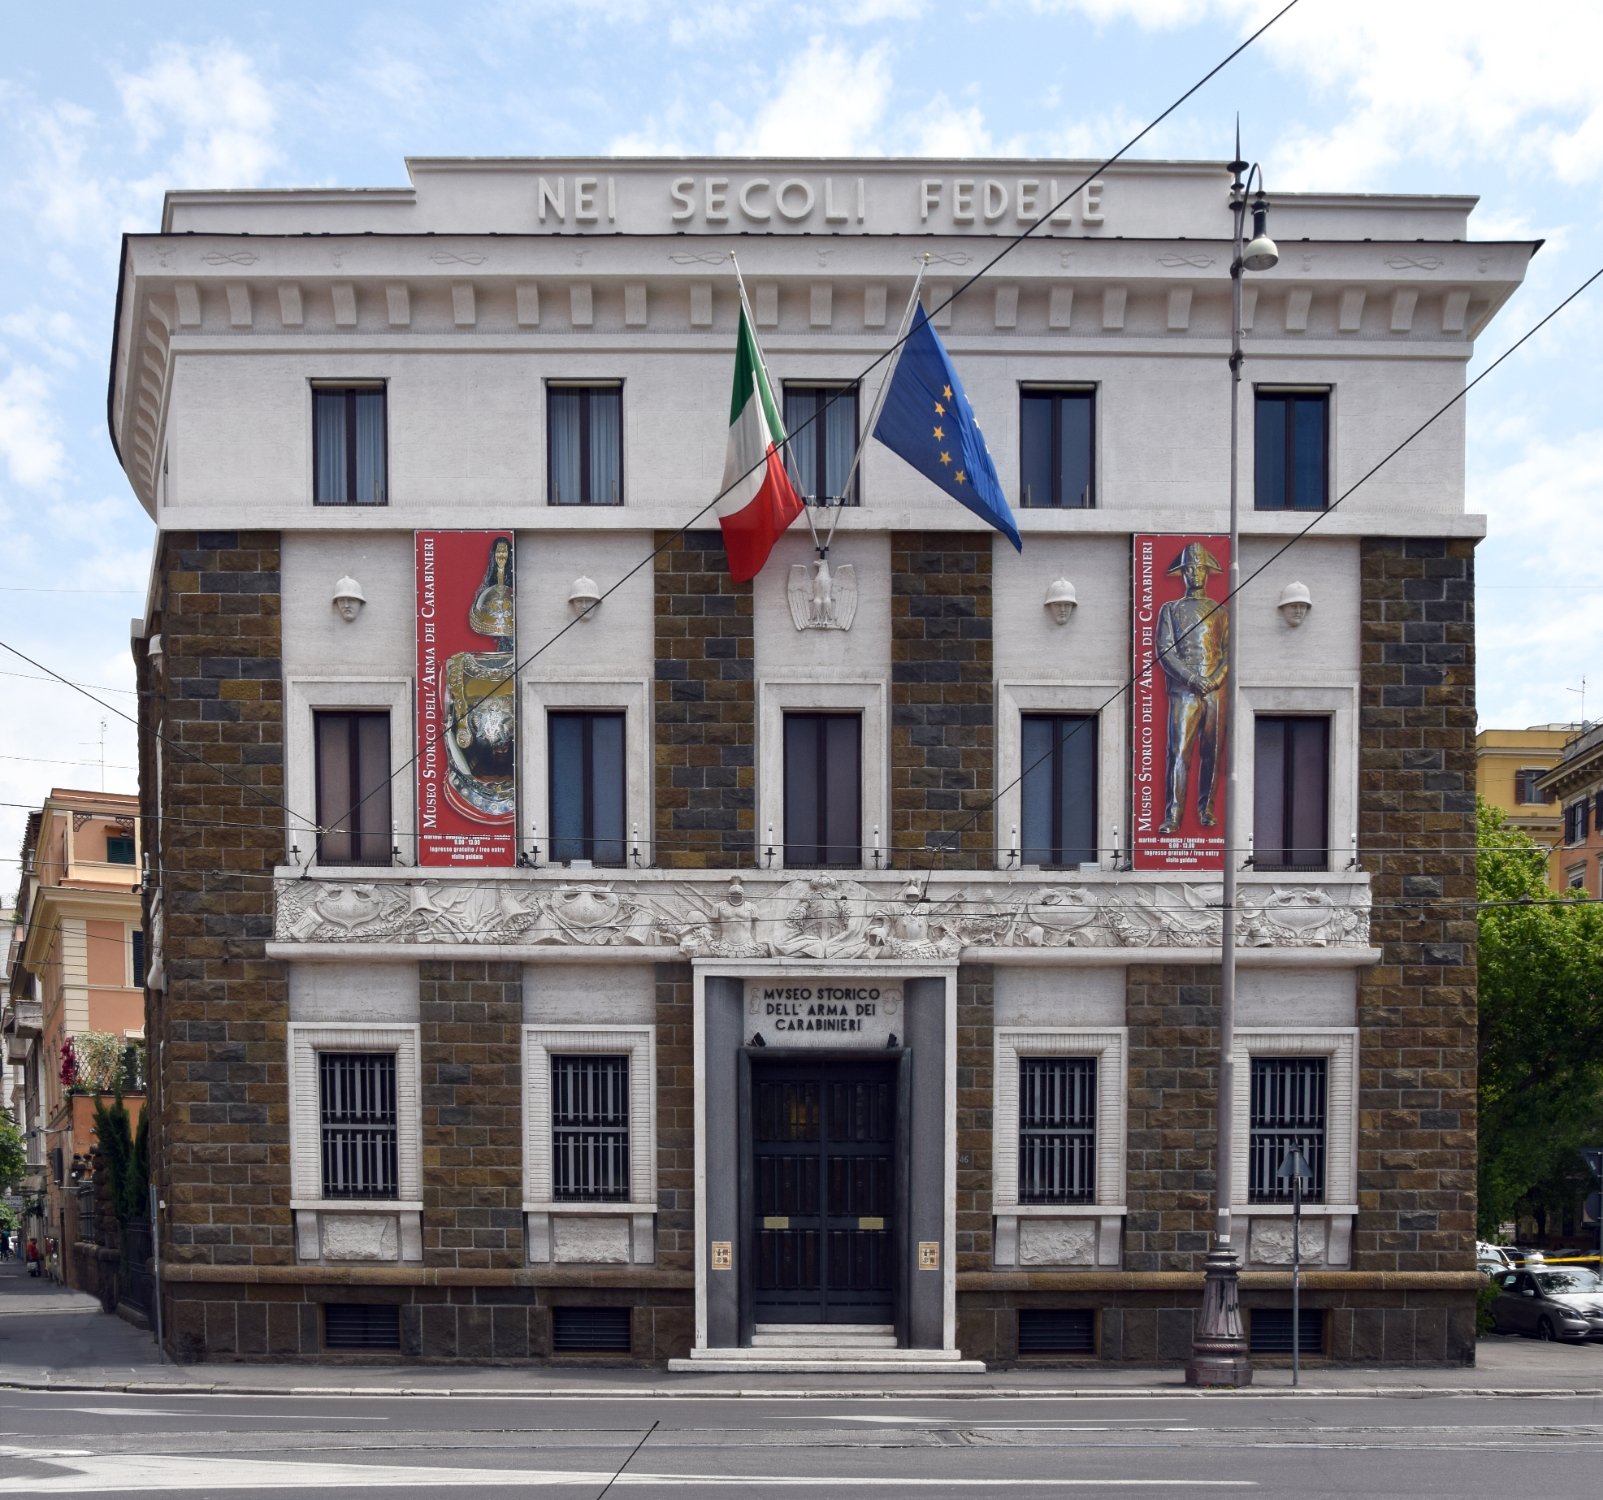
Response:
59,1036,79,1089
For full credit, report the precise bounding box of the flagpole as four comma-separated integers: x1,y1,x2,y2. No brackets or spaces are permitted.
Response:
825,255,930,554
728,253,822,553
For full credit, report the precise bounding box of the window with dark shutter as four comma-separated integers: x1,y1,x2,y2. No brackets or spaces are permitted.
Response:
1255,390,1329,511
314,711,392,865
548,711,626,866
1020,714,1098,867
783,712,862,867
1019,388,1095,508
1253,717,1330,870
548,385,623,505
783,385,860,506
313,386,387,505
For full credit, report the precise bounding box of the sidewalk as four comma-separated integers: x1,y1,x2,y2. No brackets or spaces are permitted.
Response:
4,1257,1602,1398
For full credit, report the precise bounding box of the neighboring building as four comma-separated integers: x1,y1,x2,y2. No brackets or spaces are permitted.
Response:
1475,724,1576,886
1537,724,1603,896
109,157,1532,1367
4,791,146,1282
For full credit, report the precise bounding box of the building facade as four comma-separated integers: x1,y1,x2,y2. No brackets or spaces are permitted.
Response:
110,157,1530,1367
4,791,146,1278
1536,724,1603,897
1475,724,1575,886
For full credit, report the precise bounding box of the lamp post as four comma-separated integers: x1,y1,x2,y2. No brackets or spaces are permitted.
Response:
1278,1146,1312,1387
1185,134,1278,1389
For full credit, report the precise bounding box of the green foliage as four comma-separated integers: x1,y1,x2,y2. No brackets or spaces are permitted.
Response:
91,1090,148,1225
0,1110,26,1198
1477,798,1603,1235
73,1031,127,1093
1475,1277,1501,1336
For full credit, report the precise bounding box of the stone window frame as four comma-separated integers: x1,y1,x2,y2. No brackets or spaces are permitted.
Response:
522,1025,656,1213
1230,1027,1358,1214
520,678,651,867
758,679,887,872
284,677,413,870
1238,684,1358,876
288,1023,422,1207
995,683,1123,871
992,1027,1127,1214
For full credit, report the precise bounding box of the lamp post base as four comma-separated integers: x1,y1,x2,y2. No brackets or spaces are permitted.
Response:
1185,1241,1252,1387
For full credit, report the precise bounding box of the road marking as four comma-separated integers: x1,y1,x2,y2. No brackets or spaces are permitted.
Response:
769,1415,1194,1428
0,1451,1256,1492
43,1406,392,1422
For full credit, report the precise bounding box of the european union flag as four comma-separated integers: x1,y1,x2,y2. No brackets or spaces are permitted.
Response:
873,305,1022,551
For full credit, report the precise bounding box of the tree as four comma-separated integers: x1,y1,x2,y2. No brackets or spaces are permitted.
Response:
1477,798,1603,1236
0,1110,25,1199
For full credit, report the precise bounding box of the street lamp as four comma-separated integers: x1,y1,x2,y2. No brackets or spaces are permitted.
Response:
1185,132,1278,1389
1278,1146,1313,1387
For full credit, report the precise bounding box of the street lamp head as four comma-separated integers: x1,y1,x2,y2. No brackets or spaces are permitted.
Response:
1242,193,1278,272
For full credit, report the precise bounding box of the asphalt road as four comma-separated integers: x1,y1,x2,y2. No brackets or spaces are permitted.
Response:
3,1388,1603,1497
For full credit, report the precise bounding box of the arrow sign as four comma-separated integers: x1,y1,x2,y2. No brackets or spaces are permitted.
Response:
1581,1147,1603,1182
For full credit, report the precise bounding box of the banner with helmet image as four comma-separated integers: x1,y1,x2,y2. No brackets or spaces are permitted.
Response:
416,530,517,867
1131,534,1230,873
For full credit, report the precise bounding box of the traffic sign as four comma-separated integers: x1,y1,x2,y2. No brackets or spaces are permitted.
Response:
1581,1148,1603,1182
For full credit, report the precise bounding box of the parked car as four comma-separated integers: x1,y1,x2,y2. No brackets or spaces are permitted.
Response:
1477,1241,1514,1268
1489,1267,1603,1342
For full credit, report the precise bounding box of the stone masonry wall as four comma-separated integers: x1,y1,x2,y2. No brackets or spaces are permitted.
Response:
654,963,696,1287
653,530,755,869
890,533,994,869
1124,963,1219,1273
148,532,289,1283
954,966,995,1275
1355,538,1478,1281
419,960,524,1271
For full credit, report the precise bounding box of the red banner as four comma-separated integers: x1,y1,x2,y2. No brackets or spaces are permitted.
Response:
1132,533,1230,872
416,531,517,868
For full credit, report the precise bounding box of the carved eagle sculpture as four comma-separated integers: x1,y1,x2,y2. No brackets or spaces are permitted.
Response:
787,557,857,631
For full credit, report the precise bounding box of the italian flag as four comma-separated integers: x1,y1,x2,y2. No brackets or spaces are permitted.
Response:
718,304,804,582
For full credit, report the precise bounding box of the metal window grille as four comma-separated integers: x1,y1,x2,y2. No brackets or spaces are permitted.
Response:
1248,1057,1327,1203
319,1052,399,1200
551,1055,630,1202
551,1305,632,1353
323,1303,401,1351
1018,1057,1097,1205
1017,1307,1095,1355
1248,1307,1325,1354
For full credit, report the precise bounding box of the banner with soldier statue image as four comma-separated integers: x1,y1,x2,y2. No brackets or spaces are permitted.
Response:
415,530,517,867
1132,533,1230,873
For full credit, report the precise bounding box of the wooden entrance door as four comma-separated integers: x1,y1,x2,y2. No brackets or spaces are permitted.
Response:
751,1059,897,1324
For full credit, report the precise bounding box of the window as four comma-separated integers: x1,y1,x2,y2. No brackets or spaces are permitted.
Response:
1018,1057,1097,1205
1255,390,1328,511
783,384,860,506
318,1052,398,1200
548,384,622,504
783,712,861,867
1565,799,1590,846
1253,716,1329,870
1019,388,1094,508
1567,864,1586,891
548,711,626,866
1595,789,1603,827
1515,768,1550,805
1247,1056,1327,1204
130,930,145,989
313,386,386,505
1020,713,1098,867
550,1055,630,1202
105,834,136,865
314,711,392,866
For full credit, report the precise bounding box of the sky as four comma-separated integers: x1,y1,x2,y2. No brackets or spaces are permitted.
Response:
2,0,1601,875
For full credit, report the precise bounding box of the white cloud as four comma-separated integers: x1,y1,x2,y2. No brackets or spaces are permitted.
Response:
118,43,281,190
0,307,92,369
0,364,66,490
713,37,894,156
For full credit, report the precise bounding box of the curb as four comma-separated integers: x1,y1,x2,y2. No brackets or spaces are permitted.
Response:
5,1376,1603,1400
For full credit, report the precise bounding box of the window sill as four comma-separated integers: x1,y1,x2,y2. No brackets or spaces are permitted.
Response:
1239,1203,1356,1217
527,1205,655,1266
1007,1203,1126,1217
994,1209,1123,1268
523,1201,656,1215
291,1199,423,1213
293,1203,422,1264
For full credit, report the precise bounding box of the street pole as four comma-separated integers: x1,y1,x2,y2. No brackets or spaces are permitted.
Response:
1291,1167,1302,1388
1186,136,1276,1389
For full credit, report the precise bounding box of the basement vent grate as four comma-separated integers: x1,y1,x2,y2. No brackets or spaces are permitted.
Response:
323,1302,401,1351
1017,1307,1095,1355
1248,1308,1325,1355
552,1305,632,1354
